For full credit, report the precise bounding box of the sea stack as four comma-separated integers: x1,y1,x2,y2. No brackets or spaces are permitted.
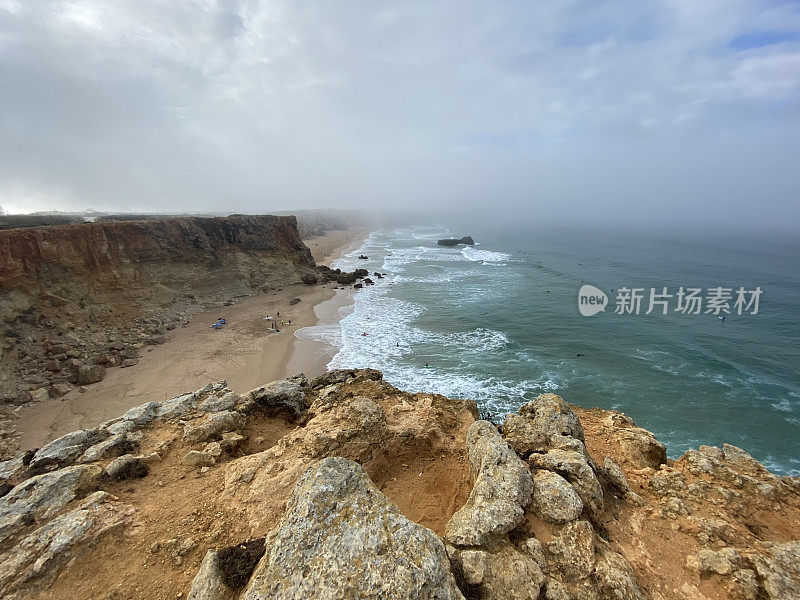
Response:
437,235,475,247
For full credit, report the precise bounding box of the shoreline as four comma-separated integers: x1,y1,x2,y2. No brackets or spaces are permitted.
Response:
14,228,370,451
283,232,368,379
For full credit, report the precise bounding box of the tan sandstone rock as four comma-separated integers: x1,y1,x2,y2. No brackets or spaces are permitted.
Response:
445,420,533,546
240,457,464,600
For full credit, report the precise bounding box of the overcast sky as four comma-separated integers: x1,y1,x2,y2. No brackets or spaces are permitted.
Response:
1,1,799,228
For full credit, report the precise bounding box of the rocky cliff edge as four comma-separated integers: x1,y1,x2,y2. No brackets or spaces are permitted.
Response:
0,370,797,600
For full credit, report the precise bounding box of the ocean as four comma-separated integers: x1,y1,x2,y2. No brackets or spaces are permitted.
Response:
299,225,800,475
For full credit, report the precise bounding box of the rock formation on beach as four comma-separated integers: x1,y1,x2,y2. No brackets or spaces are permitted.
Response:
437,236,475,247
0,369,797,600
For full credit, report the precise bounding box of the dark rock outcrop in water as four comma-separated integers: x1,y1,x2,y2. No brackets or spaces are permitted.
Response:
437,236,475,247
315,265,369,286
0,370,797,600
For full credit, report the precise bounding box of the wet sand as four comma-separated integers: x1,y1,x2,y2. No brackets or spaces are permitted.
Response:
15,228,368,451
285,287,357,378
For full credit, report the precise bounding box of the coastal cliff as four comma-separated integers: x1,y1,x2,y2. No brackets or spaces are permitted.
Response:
0,215,319,451
0,370,796,600
0,214,315,303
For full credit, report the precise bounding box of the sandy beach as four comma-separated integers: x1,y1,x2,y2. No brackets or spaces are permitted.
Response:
15,228,368,451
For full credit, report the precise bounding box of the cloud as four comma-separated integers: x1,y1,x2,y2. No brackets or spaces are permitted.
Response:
0,0,798,228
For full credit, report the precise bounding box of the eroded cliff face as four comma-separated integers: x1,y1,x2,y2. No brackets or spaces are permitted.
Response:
0,371,797,600
0,215,317,434
0,214,314,310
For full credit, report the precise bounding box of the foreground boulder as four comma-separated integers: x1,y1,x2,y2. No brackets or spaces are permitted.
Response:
241,457,464,599
445,420,533,546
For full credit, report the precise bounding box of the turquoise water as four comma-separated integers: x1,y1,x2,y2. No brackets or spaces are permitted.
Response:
304,226,800,475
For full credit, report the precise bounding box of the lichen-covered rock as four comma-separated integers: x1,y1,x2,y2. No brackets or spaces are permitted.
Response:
183,410,246,444
79,433,137,464
445,420,533,546
529,449,604,516
28,428,108,472
531,470,583,523
241,457,464,600
615,426,667,469
687,547,743,576
0,491,132,599
0,457,24,481
729,568,759,600
302,397,387,457
678,445,780,499
716,444,775,479
244,376,307,417
197,391,239,413
104,454,149,480
454,542,545,600
546,520,596,582
308,368,382,390
594,548,645,600
502,393,587,458
750,541,800,599
454,548,486,585
0,464,101,543
184,450,216,467
105,419,138,436
155,381,228,420
601,457,631,495
543,578,573,600
648,470,686,496
120,400,160,427
187,550,232,600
